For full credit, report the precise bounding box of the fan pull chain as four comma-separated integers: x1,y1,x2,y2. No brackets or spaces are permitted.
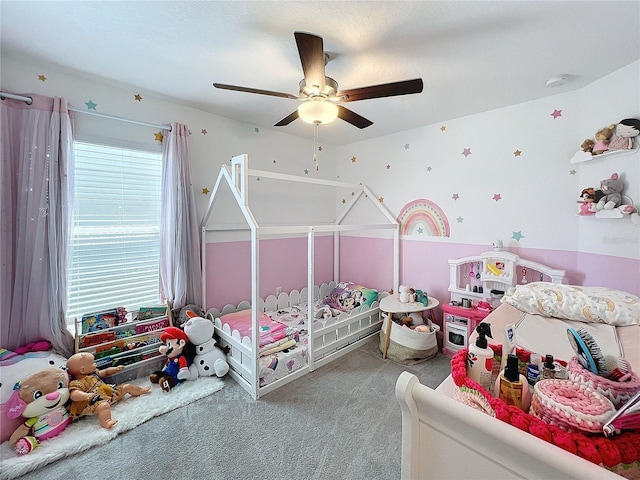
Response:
313,123,319,170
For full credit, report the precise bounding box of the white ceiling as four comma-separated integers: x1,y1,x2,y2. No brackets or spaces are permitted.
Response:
2,1,639,146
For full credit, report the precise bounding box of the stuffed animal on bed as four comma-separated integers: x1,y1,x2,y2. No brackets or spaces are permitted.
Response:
149,327,196,391
183,312,229,379
595,173,624,211
6,367,72,454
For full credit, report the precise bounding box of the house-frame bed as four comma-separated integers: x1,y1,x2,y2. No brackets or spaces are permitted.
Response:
201,155,399,399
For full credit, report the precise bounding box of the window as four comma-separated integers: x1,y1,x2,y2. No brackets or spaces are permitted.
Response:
67,141,162,324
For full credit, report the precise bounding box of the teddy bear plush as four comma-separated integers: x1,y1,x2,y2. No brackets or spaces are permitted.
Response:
595,173,624,211
6,367,72,454
580,138,595,153
592,124,616,155
183,313,229,378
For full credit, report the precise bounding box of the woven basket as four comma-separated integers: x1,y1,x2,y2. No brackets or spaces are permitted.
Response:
451,348,640,477
567,356,640,409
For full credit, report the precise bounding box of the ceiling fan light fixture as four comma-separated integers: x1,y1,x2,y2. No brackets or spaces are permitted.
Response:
298,99,338,125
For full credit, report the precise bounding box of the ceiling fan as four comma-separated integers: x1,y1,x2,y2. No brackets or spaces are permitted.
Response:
213,31,423,129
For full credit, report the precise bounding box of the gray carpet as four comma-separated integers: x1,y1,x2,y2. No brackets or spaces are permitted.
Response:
17,337,451,480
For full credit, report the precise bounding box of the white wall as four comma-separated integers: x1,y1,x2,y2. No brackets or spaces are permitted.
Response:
3,53,638,303
0,53,338,224
336,61,640,261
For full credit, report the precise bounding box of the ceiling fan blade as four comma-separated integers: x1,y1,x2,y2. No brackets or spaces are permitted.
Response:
294,32,325,92
213,83,298,100
337,106,373,129
274,110,299,127
338,78,423,102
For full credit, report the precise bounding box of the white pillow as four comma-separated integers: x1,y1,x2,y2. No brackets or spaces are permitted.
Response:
501,282,640,326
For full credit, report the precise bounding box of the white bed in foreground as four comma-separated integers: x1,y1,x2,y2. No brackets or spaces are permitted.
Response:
396,283,640,479
395,371,622,480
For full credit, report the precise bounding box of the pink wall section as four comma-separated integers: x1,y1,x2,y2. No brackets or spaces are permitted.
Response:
204,236,335,309
205,235,640,320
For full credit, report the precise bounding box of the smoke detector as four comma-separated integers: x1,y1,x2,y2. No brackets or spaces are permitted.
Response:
545,75,569,88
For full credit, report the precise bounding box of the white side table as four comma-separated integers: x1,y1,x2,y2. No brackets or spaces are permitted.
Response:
380,294,440,360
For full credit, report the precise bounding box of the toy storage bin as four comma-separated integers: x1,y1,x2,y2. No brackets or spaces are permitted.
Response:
379,314,439,364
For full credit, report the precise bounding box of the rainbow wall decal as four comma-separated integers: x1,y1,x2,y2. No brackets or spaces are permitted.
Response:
397,199,450,237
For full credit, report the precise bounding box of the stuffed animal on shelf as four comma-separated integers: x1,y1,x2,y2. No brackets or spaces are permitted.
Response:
577,187,603,216
592,124,616,155
67,352,150,429
183,312,229,379
608,118,640,151
595,173,624,211
580,138,595,153
149,327,196,391
6,367,72,454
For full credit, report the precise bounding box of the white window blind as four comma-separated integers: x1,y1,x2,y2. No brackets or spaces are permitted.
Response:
67,141,162,324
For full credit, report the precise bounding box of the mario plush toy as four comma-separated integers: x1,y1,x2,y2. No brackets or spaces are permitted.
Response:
149,327,195,392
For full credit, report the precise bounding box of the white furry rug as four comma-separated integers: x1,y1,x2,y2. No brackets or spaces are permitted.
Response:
0,376,224,480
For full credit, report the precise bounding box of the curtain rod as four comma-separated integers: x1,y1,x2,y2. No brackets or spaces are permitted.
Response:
0,91,172,131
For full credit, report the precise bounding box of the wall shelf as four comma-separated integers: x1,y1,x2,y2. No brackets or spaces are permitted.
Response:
570,144,638,164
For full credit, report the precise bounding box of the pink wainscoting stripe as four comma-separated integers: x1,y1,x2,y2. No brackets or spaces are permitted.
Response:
205,236,640,313
205,235,334,309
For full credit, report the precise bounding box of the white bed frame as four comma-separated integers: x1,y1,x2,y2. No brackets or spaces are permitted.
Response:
395,372,623,480
207,283,387,399
200,155,399,399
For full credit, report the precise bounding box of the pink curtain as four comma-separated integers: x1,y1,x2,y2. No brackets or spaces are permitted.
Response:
1,93,75,356
159,123,202,310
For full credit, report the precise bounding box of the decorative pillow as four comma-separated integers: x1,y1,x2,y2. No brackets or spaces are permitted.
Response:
324,282,379,312
501,282,639,326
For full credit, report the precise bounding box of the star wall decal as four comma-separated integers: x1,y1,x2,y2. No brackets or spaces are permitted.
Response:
351,156,357,163
404,143,410,150
254,127,260,133
202,187,209,195
417,227,424,234
201,129,208,135
513,150,522,156
342,199,346,204
154,131,163,142
452,193,459,200
570,169,577,175
318,146,323,152
456,216,464,223
386,164,391,169
134,94,142,101
462,148,472,157
551,109,562,119
426,166,432,172
304,169,309,175
378,197,384,203
440,125,446,131
512,231,524,241
493,194,502,201
85,100,97,110
38,74,47,82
